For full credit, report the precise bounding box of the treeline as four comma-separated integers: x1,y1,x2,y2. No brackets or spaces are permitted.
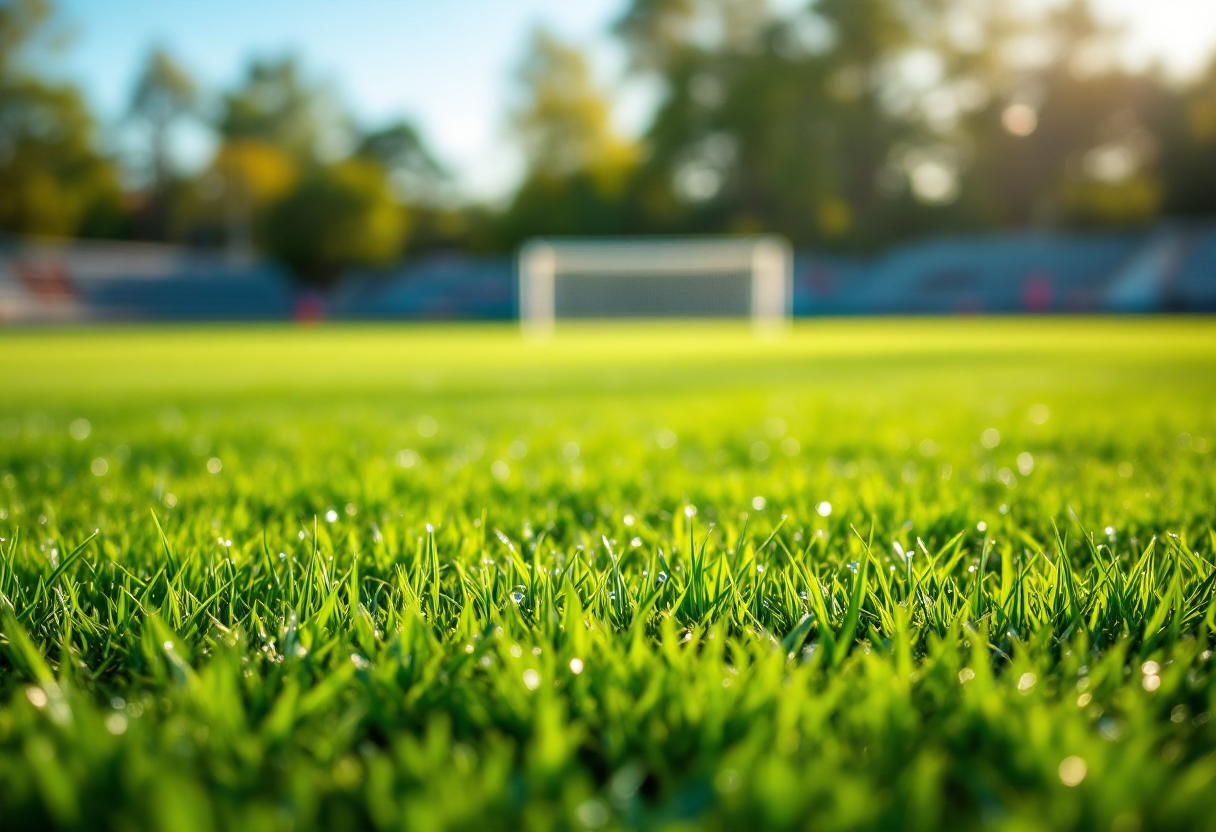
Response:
3,0,1216,286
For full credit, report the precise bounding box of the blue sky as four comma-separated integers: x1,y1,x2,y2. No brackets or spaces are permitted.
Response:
41,0,1216,200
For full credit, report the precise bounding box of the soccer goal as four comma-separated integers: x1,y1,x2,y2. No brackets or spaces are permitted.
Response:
518,236,792,335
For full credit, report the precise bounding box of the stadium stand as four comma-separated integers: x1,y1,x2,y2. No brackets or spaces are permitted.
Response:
0,239,294,323
858,231,1148,314
0,253,84,323
1166,226,1216,312
333,254,515,320
792,254,882,316
1,225,1212,323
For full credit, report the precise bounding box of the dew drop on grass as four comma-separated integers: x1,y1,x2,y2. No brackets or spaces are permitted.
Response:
325,510,338,523
1058,756,1087,786
752,496,767,510
522,669,540,690
416,416,438,437
816,501,832,517
206,457,222,474
763,417,787,438
569,657,584,674
656,572,667,584
105,713,127,735
511,591,525,604
69,418,91,440
715,768,742,794
576,799,608,829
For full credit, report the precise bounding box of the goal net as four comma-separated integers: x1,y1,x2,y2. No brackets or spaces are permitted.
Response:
518,236,792,334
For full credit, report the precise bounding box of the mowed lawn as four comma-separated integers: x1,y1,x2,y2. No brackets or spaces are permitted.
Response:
1,319,1215,831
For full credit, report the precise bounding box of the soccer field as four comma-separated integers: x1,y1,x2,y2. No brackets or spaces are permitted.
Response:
2,319,1215,831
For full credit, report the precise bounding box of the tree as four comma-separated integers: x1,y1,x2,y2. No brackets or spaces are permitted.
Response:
614,0,769,73
0,0,122,237
355,120,449,205
611,0,922,245
199,55,355,258
263,159,406,287
497,29,638,245
511,29,636,180
217,57,350,161
603,0,1197,248
125,48,197,239
1159,56,1216,218
127,48,196,191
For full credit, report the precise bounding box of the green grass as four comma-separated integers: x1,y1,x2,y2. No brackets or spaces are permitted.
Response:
1,319,1215,832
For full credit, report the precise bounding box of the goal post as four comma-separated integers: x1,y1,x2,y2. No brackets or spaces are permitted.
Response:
518,236,792,335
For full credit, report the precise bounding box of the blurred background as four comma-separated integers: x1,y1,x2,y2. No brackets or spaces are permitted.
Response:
1,0,1214,322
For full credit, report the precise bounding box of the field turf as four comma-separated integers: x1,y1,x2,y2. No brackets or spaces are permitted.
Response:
1,319,1215,831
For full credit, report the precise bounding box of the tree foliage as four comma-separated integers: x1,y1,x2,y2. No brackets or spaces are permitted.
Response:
500,0,1216,249
0,0,122,238
497,29,640,247
127,48,196,188
263,159,407,288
